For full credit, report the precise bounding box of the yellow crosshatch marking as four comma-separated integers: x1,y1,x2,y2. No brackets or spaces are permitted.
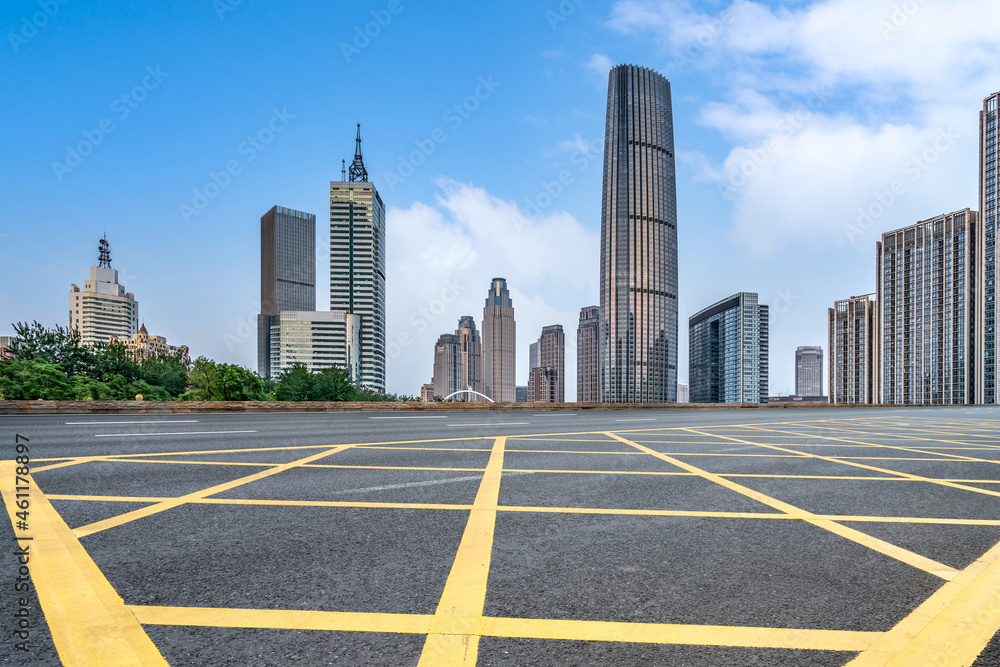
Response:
4,414,1000,666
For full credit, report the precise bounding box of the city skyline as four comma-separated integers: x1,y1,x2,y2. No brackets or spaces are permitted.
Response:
4,1,1000,399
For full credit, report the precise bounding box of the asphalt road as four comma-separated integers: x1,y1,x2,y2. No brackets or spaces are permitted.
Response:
2,406,1000,666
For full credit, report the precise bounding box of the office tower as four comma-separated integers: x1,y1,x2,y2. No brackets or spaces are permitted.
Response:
795,346,824,398
600,64,679,403
829,296,877,405
69,236,138,346
456,316,483,400
577,306,600,402
689,293,768,404
111,325,189,364
257,205,316,377
677,383,689,403
420,383,434,402
515,386,528,403
877,210,977,405
432,333,461,399
538,325,565,403
529,342,539,372
482,278,516,402
331,125,386,392
980,92,998,404
269,311,357,376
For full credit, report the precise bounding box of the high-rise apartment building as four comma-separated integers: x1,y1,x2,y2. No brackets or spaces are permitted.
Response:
528,366,558,403
69,237,138,346
877,210,976,405
456,315,483,401
829,295,877,405
600,64,679,403
257,205,316,377
482,278,516,402
432,333,460,400
795,346,824,398
979,92,999,404
577,306,600,402
689,293,768,404
330,125,386,392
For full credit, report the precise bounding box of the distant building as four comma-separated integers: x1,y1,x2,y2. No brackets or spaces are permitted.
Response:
482,278,516,402
877,210,976,405
456,316,483,401
257,205,316,378
269,311,359,376
795,346,824,398
829,295,877,405
528,366,558,403
538,325,565,403
600,65,679,403
980,92,999,404
769,395,828,404
677,383,689,403
577,306,600,402
529,342,539,372
69,236,138,347
111,325,189,364
689,292,769,404
515,386,528,403
0,336,12,360
330,125,386,392
420,383,434,403
432,333,460,400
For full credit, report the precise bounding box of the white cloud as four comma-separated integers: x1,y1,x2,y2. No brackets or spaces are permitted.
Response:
584,53,614,76
385,180,599,397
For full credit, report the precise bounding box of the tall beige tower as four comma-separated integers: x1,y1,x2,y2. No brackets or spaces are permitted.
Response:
69,237,138,346
482,278,516,402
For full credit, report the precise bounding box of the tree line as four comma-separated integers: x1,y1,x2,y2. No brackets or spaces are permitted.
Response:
0,322,415,402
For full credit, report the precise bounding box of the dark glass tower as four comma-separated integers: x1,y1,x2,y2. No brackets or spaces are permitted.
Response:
599,64,679,403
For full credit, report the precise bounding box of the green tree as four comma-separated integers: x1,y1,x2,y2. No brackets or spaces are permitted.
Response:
8,321,95,376
181,357,265,401
275,365,314,401
0,359,73,399
139,352,189,398
90,341,141,384
69,375,113,400
313,365,356,401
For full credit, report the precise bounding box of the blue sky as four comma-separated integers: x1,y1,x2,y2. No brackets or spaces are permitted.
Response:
2,0,999,398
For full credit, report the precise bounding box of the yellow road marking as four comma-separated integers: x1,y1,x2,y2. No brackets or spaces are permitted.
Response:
0,462,167,666
130,605,880,651
607,433,959,581
73,443,358,538
418,436,507,666
845,537,1000,666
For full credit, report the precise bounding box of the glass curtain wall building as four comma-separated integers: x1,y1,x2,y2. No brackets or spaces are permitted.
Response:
599,64,679,403
330,127,386,392
689,293,768,404
794,346,824,398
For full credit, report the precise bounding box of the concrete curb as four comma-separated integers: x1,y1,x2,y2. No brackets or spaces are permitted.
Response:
0,400,978,415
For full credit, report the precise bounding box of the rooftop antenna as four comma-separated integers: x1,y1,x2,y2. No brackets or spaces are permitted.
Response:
98,234,112,268
341,159,347,182
349,123,368,182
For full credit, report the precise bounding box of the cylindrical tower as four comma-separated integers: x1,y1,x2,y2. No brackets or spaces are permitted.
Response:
600,64,679,403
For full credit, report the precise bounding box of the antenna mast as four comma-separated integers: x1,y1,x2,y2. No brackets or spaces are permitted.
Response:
349,123,368,182
98,235,112,268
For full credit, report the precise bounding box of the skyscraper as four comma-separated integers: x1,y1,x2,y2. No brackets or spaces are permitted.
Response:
829,295,877,405
456,315,483,401
257,205,316,377
577,306,600,402
600,64,679,403
877,210,976,405
539,325,565,403
689,293,768,404
69,237,138,347
432,333,460,400
482,278,516,402
331,125,386,392
795,346,824,398
979,92,998,405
